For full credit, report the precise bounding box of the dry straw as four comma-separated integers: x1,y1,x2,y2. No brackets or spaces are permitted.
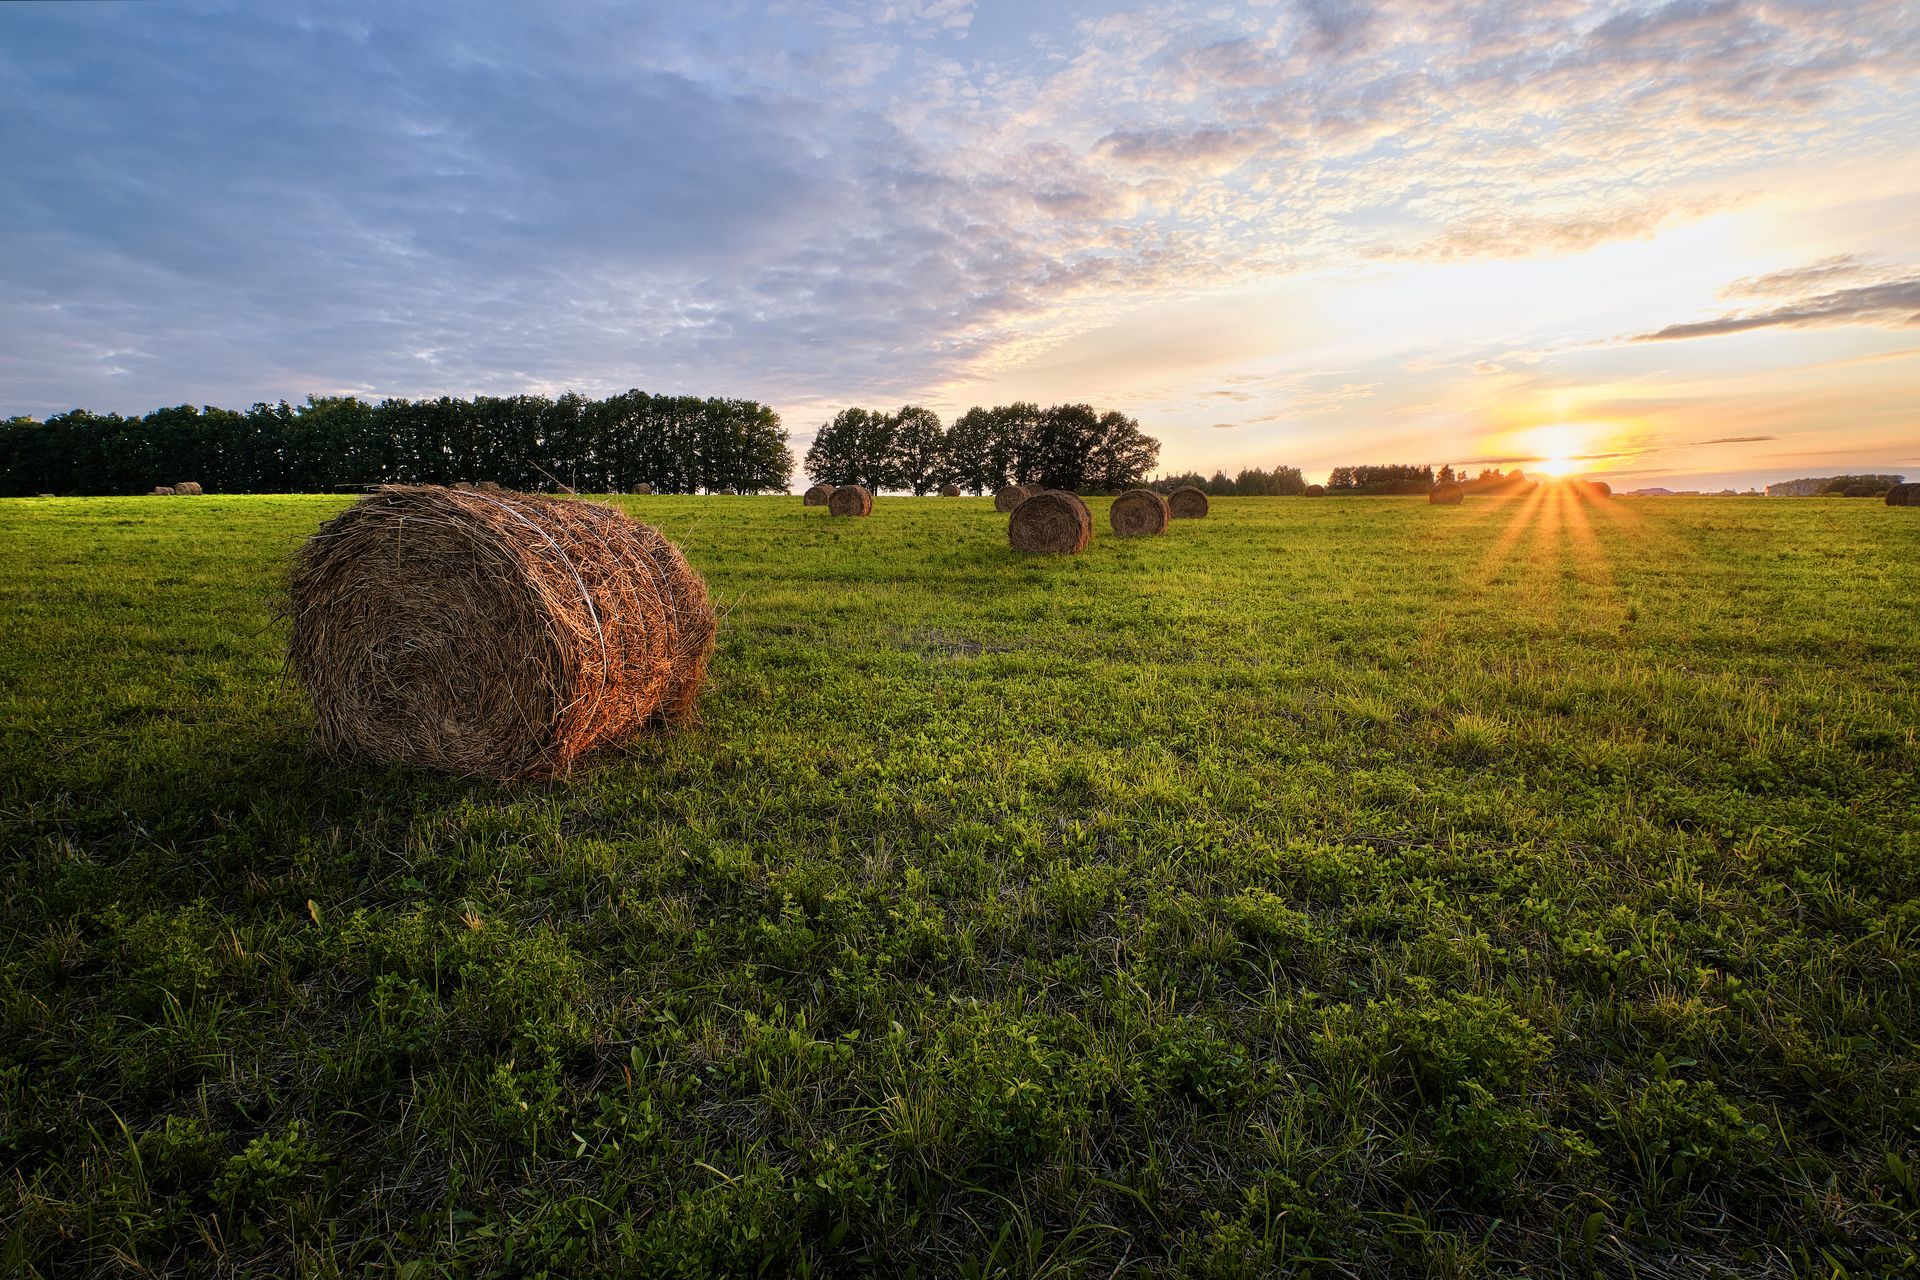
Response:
175,481,204,495
1304,484,1326,497
150,486,175,496
287,485,714,781
633,483,654,495
1110,487,1170,536
1167,485,1209,518
994,483,1040,513
1429,482,1464,505
1887,483,1919,507
939,483,962,497
829,484,874,517
803,483,835,507
1009,489,1092,554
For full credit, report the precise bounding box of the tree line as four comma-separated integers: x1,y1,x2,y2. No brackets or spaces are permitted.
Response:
0,391,793,496
804,403,1160,494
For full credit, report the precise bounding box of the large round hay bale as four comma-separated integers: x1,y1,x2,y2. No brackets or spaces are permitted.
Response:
1304,484,1326,497
828,484,874,517
175,480,204,495
1167,485,1209,519
633,483,653,495
994,483,1039,513
1008,489,1092,554
1586,480,1612,497
803,483,835,507
939,483,962,497
1843,483,1875,498
1109,487,1170,537
1886,483,1919,506
150,486,175,496
287,485,714,781
1429,482,1464,505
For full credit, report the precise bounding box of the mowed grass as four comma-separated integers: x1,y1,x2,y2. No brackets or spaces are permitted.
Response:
2,491,1918,1278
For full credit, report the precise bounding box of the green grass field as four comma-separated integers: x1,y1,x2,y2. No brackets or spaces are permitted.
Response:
3,492,1918,1277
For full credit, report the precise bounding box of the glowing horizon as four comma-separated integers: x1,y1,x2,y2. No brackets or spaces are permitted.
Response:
2,2,1917,491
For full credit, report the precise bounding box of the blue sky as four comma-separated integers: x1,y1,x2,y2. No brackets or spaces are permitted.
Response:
3,0,1917,487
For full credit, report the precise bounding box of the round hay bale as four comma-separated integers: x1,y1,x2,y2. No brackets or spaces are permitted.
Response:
475,480,504,493
1429,482,1464,505
1843,483,1875,498
1109,487,1170,537
633,483,653,495
1008,489,1092,554
939,483,962,497
828,484,874,517
1304,484,1326,497
1586,480,1612,497
1886,483,1919,507
994,483,1036,513
175,480,204,495
1167,485,1209,519
150,486,175,496
287,485,715,781
803,483,835,507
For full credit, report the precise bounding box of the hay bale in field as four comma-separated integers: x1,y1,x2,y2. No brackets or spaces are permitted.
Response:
1008,489,1092,554
803,483,835,507
287,485,715,781
1304,484,1326,497
993,483,1034,513
1429,482,1464,505
1109,487,1170,537
475,480,504,493
175,481,204,495
150,486,175,496
633,483,653,495
939,483,962,497
1586,480,1612,497
1884,483,1918,507
828,484,874,517
1843,483,1875,498
1167,485,1209,519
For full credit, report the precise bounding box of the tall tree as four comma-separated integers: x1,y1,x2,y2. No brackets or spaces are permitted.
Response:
947,402,1038,493
888,405,950,495
804,407,897,490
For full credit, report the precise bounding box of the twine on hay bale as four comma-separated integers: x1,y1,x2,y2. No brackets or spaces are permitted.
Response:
150,486,176,496
1167,485,1209,519
939,483,961,497
175,481,204,496
994,483,1040,513
1008,489,1092,554
1887,483,1920,507
803,483,835,507
287,485,715,781
1429,482,1464,505
828,485,874,517
1304,484,1326,497
1110,487,1170,537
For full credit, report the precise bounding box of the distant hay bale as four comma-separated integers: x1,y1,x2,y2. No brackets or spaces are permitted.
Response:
1587,480,1612,497
150,486,175,496
475,480,504,493
803,483,835,507
1008,489,1092,554
287,485,714,781
939,483,962,497
1843,483,1875,498
175,481,204,495
1429,482,1464,505
994,483,1041,513
633,483,654,495
1304,484,1326,497
1167,485,1209,519
828,484,874,517
1109,487,1170,537
1886,483,1919,506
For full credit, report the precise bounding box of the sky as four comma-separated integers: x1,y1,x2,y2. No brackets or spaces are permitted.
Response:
3,0,1917,490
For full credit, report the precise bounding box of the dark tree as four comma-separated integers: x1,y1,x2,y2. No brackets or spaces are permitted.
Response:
888,405,951,495
804,408,898,491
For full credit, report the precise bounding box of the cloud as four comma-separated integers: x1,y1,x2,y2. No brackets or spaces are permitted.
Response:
1723,255,1878,298
1634,276,1920,341
1694,434,1777,444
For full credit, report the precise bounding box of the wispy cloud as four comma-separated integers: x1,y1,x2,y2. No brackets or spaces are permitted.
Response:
1635,275,1920,341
